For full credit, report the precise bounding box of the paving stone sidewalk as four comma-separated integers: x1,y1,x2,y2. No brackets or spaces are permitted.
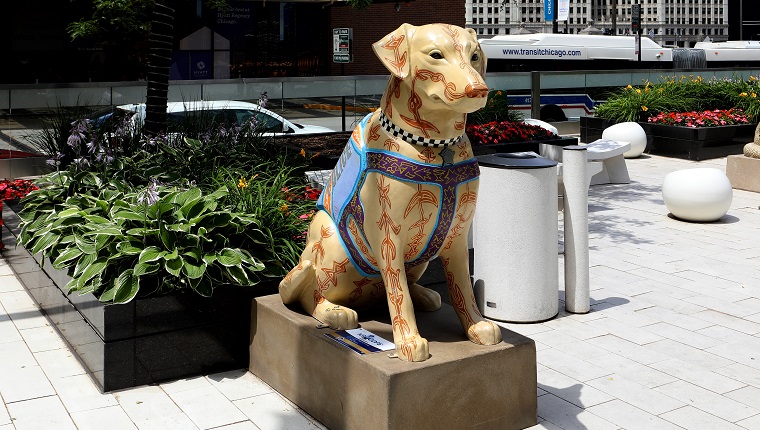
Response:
1,152,760,429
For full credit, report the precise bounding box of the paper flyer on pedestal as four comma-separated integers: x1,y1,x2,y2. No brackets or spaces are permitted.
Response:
325,328,395,355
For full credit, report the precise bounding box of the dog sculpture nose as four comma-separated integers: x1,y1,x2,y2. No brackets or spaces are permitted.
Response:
465,83,489,98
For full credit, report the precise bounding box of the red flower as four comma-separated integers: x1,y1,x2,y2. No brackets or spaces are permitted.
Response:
647,109,749,128
0,179,38,201
466,121,558,146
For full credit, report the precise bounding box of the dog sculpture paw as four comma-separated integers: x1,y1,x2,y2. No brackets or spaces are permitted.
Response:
396,335,430,362
409,283,442,312
467,321,503,345
317,304,359,330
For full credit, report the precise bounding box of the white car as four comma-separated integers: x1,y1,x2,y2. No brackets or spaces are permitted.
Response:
116,100,335,136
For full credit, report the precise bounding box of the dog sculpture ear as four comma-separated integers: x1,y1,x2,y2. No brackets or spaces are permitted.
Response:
466,28,488,78
372,23,415,79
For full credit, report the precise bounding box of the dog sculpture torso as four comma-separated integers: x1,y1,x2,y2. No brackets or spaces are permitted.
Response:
279,23,503,362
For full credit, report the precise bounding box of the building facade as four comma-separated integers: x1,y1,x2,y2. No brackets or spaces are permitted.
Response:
468,0,731,47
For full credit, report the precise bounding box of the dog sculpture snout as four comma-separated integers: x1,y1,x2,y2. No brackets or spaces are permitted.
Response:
465,83,489,99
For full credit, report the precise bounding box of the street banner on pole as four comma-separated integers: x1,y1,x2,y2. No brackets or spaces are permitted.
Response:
544,0,555,22
558,0,569,21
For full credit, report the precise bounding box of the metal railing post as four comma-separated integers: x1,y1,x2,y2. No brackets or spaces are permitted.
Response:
531,71,541,120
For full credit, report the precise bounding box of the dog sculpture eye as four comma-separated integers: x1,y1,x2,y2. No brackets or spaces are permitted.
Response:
430,52,444,60
471,53,480,62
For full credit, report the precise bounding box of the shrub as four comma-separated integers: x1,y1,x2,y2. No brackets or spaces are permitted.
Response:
18,108,314,303
594,74,760,123
469,90,524,125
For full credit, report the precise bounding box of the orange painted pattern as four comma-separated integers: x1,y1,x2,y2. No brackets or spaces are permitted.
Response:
311,224,334,265
347,220,379,267
348,277,373,305
403,184,438,260
418,147,436,163
385,77,402,116
368,123,381,143
400,68,440,138
312,258,351,311
376,175,415,360
383,138,400,151
380,35,408,78
457,140,470,158
443,182,477,251
442,257,482,343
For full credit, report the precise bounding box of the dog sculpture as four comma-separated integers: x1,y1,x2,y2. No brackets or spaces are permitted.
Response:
279,23,502,362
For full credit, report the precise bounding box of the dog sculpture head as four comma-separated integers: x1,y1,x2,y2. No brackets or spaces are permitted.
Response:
372,23,489,114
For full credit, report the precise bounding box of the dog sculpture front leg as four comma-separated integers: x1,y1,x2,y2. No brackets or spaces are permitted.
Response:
363,173,429,362
438,182,502,345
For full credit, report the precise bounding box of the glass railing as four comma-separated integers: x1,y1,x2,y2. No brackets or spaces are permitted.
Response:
2,67,760,179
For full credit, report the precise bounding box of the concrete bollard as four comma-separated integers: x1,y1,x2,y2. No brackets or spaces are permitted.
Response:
562,146,590,314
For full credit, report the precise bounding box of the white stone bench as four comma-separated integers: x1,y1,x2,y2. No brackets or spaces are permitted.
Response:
582,139,632,185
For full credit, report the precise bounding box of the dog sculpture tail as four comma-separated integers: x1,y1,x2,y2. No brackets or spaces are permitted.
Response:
279,260,316,305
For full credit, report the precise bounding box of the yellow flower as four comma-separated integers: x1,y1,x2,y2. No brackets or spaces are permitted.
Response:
641,105,648,112
279,203,288,212
751,75,756,81
496,90,503,96
238,178,247,188
740,92,748,97
626,84,633,89
754,93,758,98
635,89,642,94
644,87,650,93
299,148,306,157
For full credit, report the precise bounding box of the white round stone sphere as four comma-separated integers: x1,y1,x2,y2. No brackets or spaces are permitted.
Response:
602,121,647,158
662,168,733,222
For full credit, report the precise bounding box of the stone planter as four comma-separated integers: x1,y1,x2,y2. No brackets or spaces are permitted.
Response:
1,202,275,392
726,154,760,193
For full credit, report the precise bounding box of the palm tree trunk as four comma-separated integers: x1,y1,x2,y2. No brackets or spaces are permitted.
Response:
144,1,175,136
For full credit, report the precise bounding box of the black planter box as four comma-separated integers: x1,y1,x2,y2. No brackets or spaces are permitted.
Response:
580,116,756,161
1,202,276,392
579,116,619,144
471,136,578,156
642,122,756,161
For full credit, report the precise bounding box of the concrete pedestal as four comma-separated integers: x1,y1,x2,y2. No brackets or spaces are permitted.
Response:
249,295,537,430
726,154,760,193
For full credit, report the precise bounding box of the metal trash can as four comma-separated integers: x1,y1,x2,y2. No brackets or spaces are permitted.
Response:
473,153,559,323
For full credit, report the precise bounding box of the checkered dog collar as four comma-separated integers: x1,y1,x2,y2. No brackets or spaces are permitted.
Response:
379,112,462,148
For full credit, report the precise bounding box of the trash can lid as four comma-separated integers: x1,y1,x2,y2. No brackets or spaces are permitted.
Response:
476,152,558,169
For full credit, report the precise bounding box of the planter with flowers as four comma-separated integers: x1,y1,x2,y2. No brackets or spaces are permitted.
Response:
644,109,756,161
465,120,577,155
3,106,316,392
584,75,760,161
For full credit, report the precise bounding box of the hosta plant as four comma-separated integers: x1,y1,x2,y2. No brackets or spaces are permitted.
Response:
18,175,270,304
